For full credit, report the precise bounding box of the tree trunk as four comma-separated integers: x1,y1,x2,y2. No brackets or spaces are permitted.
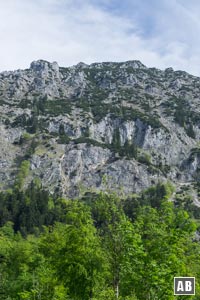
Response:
116,283,119,299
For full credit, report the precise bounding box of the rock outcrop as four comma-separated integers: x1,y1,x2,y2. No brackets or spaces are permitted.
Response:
0,59,200,197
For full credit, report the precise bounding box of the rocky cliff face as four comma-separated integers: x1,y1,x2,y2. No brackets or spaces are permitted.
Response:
1,59,200,197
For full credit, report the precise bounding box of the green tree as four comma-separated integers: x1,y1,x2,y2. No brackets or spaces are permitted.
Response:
131,202,200,299
40,200,107,300
89,192,142,299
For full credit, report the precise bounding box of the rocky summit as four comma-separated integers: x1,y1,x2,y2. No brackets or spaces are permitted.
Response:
1,59,200,198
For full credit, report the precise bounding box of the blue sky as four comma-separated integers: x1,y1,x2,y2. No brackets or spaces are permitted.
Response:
0,0,199,75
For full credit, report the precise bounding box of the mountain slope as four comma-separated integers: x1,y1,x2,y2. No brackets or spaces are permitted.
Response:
1,59,200,197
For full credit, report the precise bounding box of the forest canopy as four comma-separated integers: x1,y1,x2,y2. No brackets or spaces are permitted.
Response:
0,181,200,299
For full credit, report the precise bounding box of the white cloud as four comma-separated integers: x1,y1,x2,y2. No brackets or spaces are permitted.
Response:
0,0,200,76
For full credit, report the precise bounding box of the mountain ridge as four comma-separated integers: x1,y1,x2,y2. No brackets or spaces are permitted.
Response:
0,59,200,199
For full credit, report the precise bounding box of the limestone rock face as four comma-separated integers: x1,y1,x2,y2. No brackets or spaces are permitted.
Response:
0,59,200,197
